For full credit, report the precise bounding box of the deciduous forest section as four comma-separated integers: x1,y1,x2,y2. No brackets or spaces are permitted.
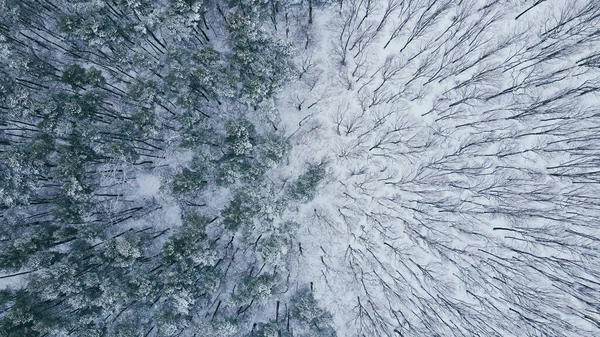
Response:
1,0,600,336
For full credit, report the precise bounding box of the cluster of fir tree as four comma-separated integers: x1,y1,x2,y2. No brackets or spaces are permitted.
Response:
0,0,335,336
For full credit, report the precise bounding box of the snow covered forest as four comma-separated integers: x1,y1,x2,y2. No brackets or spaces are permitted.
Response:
1,0,600,335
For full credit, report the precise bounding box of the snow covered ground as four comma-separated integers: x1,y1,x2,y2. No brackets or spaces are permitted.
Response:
275,0,600,335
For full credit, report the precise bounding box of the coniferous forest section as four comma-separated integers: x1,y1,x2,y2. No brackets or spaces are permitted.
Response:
2,0,600,337
0,0,333,336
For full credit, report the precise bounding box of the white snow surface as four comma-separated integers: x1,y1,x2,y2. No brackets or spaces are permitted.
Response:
135,173,162,198
273,0,600,336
